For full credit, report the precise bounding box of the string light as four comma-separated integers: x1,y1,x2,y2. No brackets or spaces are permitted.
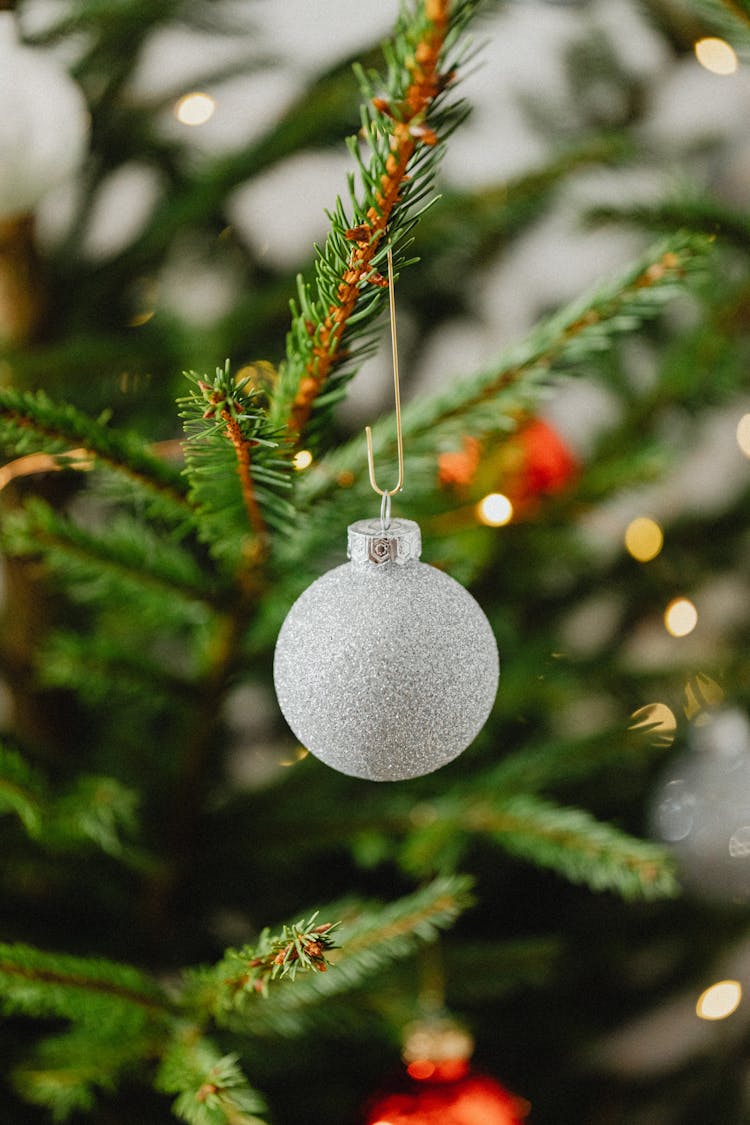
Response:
664,597,698,637
630,702,676,747
694,37,738,75
696,980,742,1020
174,91,216,126
279,746,309,768
477,492,513,527
625,517,663,562
293,449,313,471
407,1060,436,1080
737,414,750,458
128,310,155,327
684,673,724,722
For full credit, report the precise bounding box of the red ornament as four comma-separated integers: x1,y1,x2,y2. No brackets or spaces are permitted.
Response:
516,419,577,501
436,420,577,520
362,1058,529,1125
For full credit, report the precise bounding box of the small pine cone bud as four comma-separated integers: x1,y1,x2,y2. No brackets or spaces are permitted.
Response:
410,122,438,145
372,96,394,117
298,377,318,398
197,1083,218,1103
345,224,372,242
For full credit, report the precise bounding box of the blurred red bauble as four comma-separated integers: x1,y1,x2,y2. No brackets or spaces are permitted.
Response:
436,419,577,517
516,419,577,502
362,1058,529,1125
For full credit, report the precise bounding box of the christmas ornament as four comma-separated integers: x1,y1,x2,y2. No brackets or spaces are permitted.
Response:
650,708,750,903
273,514,498,781
0,12,90,220
515,418,577,502
362,1016,529,1125
437,420,577,514
274,247,498,781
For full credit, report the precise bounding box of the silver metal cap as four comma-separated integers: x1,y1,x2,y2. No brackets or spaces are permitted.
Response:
347,517,422,569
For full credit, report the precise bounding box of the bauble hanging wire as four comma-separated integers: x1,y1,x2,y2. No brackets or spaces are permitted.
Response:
273,247,499,781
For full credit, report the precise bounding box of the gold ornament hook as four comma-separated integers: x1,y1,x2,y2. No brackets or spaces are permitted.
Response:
365,244,404,517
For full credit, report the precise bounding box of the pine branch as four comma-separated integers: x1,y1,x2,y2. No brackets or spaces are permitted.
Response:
180,365,295,569
38,629,197,708
38,627,188,697
587,199,750,252
211,876,474,1036
481,724,663,799
276,233,710,570
272,0,481,443
157,1034,267,1125
689,0,750,40
370,231,711,451
0,742,142,860
0,743,45,835
49,776,141,860
13,1025,155,1124
2,498,220,613
183,913,340,1022
0,942,170,1029
0,387,190,519
467,794,678,900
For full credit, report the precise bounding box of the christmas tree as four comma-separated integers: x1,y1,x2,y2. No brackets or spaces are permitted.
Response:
1,0,750,1121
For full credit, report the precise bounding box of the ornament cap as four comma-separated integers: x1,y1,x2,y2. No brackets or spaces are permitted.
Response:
347,516,422,569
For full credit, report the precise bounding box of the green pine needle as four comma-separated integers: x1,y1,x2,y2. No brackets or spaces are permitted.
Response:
213,876,474,1037
0,741,141,860
0,943,169,1031
0,386,189,519
297,232,712,520
2,497,219,614
180,364,295,567
474,793,678,900
156,1034,267,1125
13,1026,154,1124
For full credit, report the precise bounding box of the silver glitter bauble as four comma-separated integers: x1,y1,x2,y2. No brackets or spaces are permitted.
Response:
273,517,499,781
650,709,750,903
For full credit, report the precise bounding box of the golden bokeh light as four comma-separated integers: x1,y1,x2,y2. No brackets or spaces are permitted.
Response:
477,492,513,527
736,414,750,458
630,702,677,747
293,449,313,471
174,91,217,126
279,746,309,768
664,597,698,638
696,980,742,1021
625,516,663,562
694,37,738,76
684,673,725,722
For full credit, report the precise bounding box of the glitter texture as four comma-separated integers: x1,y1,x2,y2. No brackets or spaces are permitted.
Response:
273,519,499,781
